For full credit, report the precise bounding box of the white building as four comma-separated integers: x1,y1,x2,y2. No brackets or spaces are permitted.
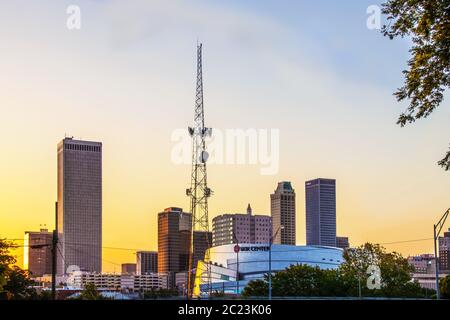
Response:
67,271,169,291
193,243,343,296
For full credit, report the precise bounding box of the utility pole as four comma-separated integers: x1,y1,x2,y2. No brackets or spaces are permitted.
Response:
51,202,58,300
433,208,449,300
186,43,213,298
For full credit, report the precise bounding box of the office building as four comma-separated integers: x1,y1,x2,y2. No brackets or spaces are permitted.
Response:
121,263,137,275
136,251,158,275
336,236,349,249
212,204,272,246
57,137,102,274
157,207,191,287
439,228,450,273
270,182,296,245
305,178,336,247
23,228,53,277
407,254,436,274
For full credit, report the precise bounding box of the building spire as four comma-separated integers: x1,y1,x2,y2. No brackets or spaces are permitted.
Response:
247,203,252,215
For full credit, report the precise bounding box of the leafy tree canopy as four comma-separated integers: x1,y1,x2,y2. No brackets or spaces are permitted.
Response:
440,274,450,299
79,282,103,300
242,243,428,298
0,239,37,300
381,0,450,170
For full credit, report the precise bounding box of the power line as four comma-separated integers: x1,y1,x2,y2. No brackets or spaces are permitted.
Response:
379,238,433,245
1,236,438,253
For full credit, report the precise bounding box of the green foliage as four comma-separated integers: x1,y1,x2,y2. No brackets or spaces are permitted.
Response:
242,243,427,298
210,290,226,298
440,275,450,299
36,289,53,300
0,239,17,292
341,243,425,298
0,239,37,300
381,0,450,170
241,279,268,298
143,288,179,299
272,264,350,297
79,282,103,300
2,266,37,300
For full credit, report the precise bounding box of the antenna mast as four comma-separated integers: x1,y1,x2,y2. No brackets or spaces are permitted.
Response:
186,43,212,298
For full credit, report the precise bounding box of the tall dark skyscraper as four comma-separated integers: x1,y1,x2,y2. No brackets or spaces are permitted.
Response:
57,138,102,274
270,182,296,245
305,178,336,247
157,207,191,287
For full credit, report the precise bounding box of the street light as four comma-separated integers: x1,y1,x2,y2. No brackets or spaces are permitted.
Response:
268,224,284,300
433,208,449,300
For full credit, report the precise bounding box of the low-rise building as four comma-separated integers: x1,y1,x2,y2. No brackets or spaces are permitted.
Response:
407,254,435,274
67,272,169,292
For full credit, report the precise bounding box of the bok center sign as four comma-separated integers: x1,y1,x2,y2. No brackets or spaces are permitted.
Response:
239,246,270,252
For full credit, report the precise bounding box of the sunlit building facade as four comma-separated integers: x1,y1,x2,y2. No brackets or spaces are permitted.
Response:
57,138,102,275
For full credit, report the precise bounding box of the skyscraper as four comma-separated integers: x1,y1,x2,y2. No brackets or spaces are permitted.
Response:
270,182,296,245
212,204,272,246
57,137,102,275
157,207,191,287
136,251,158,275
305,178,336,247
23,228,53,277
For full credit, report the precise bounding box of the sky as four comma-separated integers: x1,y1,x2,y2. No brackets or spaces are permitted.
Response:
0,0,449,273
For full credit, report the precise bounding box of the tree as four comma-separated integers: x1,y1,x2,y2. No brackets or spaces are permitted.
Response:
242,243,426,298
143,288,179,299
241,279,267,298
79,282,103,300
340,243,425,298
3,267,37,300
0,239,37,300
440,274,450,299
0,239,16,294
242,265,352,298
381,0,450,170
